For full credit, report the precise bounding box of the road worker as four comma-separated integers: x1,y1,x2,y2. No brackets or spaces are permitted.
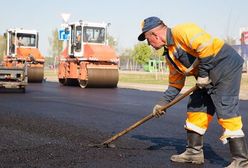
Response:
10,35,16,54
75,32,82,51
138,16,248,168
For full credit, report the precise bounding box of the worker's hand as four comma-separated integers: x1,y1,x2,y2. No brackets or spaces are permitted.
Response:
196,76,211,89
152,104,166,118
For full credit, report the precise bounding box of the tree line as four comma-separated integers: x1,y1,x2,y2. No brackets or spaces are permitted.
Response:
0,35,6,60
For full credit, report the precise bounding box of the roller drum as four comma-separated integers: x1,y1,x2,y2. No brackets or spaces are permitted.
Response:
79,67,118,88
27,66,44,83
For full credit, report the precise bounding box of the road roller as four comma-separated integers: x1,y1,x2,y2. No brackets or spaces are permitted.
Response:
3,28,45,83
58,20,119,88
0,62,28,92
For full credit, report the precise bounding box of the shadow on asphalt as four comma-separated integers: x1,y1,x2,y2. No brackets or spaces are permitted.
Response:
132,135,229,167
0,88,25,93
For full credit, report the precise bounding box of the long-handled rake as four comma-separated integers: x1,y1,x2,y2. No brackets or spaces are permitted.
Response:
89,85,198,148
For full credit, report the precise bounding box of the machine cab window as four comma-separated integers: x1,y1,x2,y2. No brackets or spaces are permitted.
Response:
83,26,105,44
9,33,16,54
75,26,82,52
16,33,36,47
8,32,37,55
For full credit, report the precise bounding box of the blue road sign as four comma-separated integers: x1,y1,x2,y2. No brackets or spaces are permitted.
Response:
58,28,70,41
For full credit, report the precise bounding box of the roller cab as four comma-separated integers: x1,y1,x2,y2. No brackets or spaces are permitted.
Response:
58,20,119,88
4,28,45,83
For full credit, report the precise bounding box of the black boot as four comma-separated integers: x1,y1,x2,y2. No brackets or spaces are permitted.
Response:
170,130,204,164
226,137,248,168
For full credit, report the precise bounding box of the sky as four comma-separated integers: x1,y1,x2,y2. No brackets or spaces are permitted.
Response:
1,0,247,56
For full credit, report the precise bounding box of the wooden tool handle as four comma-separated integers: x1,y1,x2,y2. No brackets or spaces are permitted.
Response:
102,85,198,145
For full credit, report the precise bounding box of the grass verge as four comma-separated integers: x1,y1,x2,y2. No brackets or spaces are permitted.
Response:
44,69,248,90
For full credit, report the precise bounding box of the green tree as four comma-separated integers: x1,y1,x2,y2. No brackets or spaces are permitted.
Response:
48,28,63,67
132,43,152,65
44,56,55,67
153,47,164,58
119,48,133,70
107,34,118,49
0,35,6,61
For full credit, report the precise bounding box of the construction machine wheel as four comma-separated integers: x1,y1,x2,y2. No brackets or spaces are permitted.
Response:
78,67,118,88
59,78,79,86
20,87,26,93
28,66,44,83
78,80,87,88
59,78,66,85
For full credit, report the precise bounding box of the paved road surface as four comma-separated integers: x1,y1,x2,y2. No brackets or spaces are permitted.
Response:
0,81,247,168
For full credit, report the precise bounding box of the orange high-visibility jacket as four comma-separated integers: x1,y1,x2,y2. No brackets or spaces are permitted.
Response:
165,23,224,89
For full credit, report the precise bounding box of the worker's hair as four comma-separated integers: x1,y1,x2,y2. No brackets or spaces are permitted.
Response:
159,22,167,29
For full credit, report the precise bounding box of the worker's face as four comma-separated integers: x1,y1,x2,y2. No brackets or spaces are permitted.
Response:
145,31,164,50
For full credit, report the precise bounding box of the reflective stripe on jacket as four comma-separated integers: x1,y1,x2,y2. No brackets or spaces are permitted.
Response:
165,23,224,89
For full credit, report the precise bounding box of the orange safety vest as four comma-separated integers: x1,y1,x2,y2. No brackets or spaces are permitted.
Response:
165,23,224,89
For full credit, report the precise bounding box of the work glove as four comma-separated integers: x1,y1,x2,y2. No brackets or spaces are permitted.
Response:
196,76,211,89
152,102,166,118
